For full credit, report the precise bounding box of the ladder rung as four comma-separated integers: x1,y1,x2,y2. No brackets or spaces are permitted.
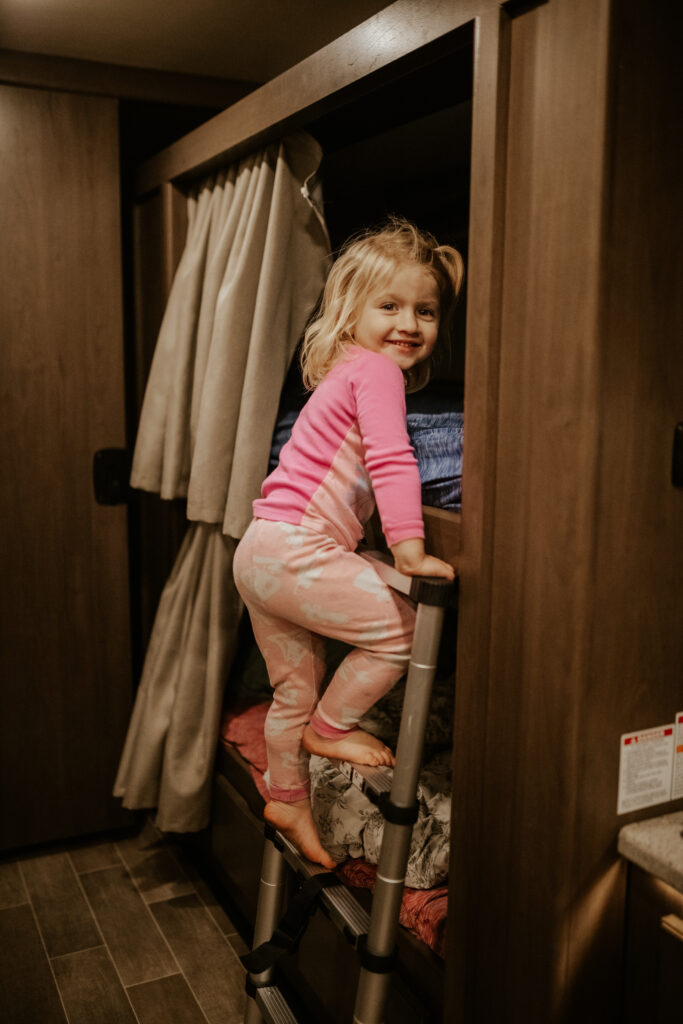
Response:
322,879,370,939
337,759,393,802
358,549,412,596
273,831,370,942
254,984,298,1024
358,548,457,607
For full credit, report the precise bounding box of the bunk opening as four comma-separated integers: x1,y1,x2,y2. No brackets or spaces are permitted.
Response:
214,45,472,994
128,19,479,1023
250,42,475,571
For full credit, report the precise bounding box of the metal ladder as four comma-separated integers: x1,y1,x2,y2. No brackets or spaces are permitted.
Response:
243,550,456,1024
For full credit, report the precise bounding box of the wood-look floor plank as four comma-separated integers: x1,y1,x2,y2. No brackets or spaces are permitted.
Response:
0,904,67,1023
116,834,194,904
225,930,249,958
163,841,247,948
79,865,178,986
127,973,208,1024
69,841,122,874
0,859,27,909
20,852,101,957
52,946,137,1024
150,894,245,1024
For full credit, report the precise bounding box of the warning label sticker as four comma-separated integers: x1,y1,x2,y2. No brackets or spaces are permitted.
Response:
671,712,683,802
617,724,675,815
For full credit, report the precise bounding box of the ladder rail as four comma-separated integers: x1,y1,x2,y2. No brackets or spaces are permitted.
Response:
243,550,456,1024
244,839,289,1024
353,558,451,1024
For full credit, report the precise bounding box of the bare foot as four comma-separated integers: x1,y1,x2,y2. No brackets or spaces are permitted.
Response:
264,798,337,869
302,723,395,767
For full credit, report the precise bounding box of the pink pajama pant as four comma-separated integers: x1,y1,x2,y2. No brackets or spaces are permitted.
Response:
233,518,416,801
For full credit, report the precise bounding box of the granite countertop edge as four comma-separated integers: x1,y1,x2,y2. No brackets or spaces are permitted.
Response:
618,809,683,894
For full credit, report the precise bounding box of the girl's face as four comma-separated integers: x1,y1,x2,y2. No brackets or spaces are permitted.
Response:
352,264,440,372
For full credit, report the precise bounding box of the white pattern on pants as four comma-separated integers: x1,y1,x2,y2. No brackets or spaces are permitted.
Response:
233,518,415,801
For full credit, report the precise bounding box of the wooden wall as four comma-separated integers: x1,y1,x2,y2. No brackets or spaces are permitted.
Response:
130,185,189,652
448,1,683,1020
0,50,247,849
0,85,133,848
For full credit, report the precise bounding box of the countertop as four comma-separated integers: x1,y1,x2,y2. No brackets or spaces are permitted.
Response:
618,810,683,894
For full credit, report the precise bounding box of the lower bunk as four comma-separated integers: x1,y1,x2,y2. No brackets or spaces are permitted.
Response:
193,627,457,1024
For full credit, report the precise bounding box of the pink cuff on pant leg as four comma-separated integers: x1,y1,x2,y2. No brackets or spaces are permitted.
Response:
309,709,356,739
267,780,311,802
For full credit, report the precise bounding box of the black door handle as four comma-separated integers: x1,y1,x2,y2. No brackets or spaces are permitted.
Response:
93,448,131,505
673,424,683,488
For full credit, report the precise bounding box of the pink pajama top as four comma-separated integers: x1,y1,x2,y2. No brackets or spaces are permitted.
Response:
253,346,425,551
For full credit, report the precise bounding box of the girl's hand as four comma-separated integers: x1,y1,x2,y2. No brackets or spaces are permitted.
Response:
410,553,456,580
390,539,456,580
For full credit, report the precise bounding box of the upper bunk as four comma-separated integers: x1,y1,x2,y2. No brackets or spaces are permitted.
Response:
131,1,508,569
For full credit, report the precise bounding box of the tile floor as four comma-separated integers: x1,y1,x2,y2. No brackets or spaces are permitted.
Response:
0,818,247,1024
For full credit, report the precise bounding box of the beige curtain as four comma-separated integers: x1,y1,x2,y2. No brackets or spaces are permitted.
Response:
114,131,330,831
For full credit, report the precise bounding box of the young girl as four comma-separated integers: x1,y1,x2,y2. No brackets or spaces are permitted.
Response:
233,218,464,868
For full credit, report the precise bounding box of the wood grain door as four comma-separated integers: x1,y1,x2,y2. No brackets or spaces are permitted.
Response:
0,85,133,850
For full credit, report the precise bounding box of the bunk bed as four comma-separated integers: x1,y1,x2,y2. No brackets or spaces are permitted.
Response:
200,344,462,1021
210,385,462,1020
128,2,683,1021
130,3,507,1021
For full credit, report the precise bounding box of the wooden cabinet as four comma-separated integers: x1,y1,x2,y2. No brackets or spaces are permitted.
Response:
622,867,683,1023
0,85,133,849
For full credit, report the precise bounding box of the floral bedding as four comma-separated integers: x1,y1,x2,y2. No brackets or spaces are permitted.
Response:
219,675,454,956
309,678,453,890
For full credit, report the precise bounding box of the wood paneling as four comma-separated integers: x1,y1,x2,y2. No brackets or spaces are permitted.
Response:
569,0,683,1012
130,186,188,651
423,507,462,567
132,187,187,412
584,0,683,821
161,183,189,297
135,0,495,194
468,2,614,1019
623,868,683,1022
445,5,511,1019
207,775,265,926
449,1,683,1021
0,48,256,107
0,85,133,849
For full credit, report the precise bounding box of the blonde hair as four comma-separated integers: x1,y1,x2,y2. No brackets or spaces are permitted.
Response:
300,217,465,391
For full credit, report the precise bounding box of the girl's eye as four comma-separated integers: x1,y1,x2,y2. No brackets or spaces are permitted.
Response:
380,302,396,311
418,307,437,318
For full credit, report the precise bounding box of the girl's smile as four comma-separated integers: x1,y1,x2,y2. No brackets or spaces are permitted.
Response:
352,264,440,371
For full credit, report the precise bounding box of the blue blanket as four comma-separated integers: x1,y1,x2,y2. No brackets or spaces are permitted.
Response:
407,410,462,510
268,386,463,511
